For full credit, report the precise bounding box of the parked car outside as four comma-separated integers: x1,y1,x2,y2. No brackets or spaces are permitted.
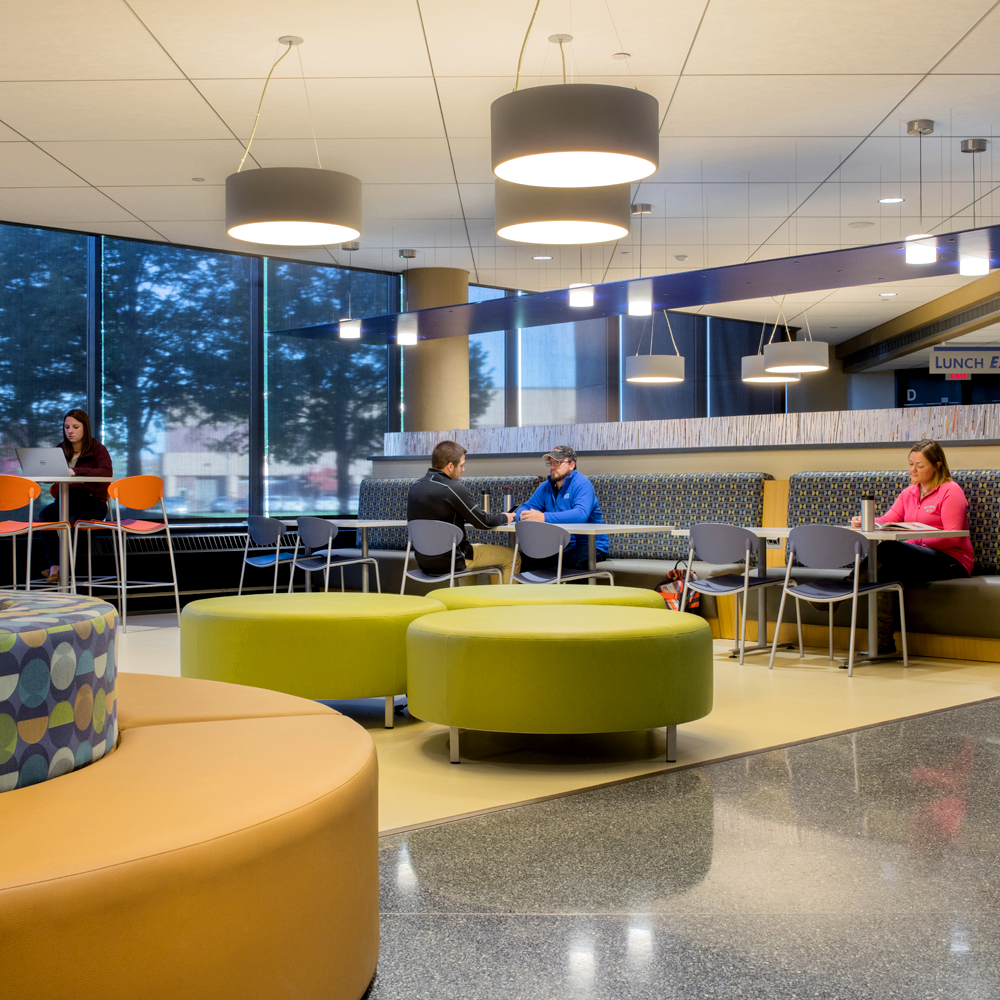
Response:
163,496,190,515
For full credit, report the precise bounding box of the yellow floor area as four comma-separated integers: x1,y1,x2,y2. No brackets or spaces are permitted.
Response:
119,616,1000,835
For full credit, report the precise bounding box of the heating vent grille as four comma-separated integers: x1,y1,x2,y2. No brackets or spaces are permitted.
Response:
91,531,300,557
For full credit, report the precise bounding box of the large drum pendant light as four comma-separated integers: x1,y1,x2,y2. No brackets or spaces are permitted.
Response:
225,36,363,247
491,83,659,188
763,339,829,373
625,353,685,383
226,167,362,246
494,178,630,244
741,354,800,384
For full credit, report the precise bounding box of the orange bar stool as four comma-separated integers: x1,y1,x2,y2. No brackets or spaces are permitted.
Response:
73,474,181,630
0,474,72,590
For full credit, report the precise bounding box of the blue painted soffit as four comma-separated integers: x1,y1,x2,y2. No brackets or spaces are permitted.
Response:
273,224,1000,342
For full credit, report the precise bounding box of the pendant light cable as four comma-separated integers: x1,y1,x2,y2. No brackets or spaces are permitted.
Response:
603,0,636,87
663,310,680,356
296,44,323,170
238,41,295,172
514,1,542,91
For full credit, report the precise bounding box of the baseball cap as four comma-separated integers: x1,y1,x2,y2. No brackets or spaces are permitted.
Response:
542,445,577,463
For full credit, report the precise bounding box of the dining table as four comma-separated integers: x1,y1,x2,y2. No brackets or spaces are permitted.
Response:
332,519,676,589
672,525,970,664
27,475,115,591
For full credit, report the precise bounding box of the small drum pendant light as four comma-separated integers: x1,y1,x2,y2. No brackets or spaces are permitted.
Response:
494,178,630,244
625,354,684,383
226,167,362,246
491,83,659,188
741,354,800,384
763,339,829,373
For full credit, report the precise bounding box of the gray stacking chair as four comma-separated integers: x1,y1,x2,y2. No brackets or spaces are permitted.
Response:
238,515,295,595
401,519,503,593
768,523,908,676
680,523,789,665
287,516,381,594
510,520,614,585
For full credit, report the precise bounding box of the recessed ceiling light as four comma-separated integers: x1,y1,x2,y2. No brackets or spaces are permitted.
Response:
849,221,874,229
620,250,631,255
879,197,905,204
191,177,205,182
879,292,897,297
532,255,553,260
612,51,631,60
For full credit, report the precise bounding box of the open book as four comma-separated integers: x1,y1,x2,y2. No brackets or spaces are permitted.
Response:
878,521,937,531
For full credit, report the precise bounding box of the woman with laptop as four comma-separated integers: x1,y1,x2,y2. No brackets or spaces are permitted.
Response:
37,409,113,583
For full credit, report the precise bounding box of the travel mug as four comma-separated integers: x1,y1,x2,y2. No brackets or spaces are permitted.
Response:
503,486,514,513
861,496,875,532
480,491,491,514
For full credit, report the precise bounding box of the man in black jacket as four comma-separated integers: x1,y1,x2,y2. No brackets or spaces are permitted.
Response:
406,440,516,582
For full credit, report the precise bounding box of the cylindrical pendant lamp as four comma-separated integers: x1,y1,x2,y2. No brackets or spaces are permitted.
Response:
491,84,659,188
495,179,630,244
226,167,362,246
742,354,800,383
763,340,829,373
625,354,685,383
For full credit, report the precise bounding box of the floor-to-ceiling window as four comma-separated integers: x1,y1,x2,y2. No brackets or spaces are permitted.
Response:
468,285,508,428
101,239,253,515
265,261,394,515
0,226,87,475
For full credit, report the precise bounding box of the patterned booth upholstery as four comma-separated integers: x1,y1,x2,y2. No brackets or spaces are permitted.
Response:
348,472,771,597
0,592,118,792
780,470,1000,637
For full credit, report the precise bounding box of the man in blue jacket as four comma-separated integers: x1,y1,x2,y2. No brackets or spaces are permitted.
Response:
516,445,608,572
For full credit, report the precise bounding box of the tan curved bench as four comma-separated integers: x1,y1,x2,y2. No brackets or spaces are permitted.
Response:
0,672,379,1000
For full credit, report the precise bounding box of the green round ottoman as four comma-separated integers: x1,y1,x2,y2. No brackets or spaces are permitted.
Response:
426,583,666,610
406,604,712,763
181,593,445,727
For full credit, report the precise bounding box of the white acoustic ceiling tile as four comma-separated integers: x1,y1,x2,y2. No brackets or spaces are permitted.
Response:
934,7,1000,73
422,0,703,77
129,0,428,78
449,138,505,185
0,143,89,187
196,78,443,141
0,187,135,225
0,0,183,80
662,75,923,138
37,140,248,187
0,82,234,142
685,0,988,74
245,138,455,185
99,185,225,221
872,76,1000,139
362,184,463,220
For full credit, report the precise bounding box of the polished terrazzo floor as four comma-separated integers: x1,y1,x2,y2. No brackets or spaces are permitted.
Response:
373,699,1000,999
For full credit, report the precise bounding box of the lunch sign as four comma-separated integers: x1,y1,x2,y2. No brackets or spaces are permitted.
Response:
931,346,1000,377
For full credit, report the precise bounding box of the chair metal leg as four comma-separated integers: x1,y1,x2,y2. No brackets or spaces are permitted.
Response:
370,559,381,594
449,726,460,764
847,594,859,677
665,724,677,762
795,597,803,656
737,592,747,665
166,533,181,621
384,696,394,729
828,603,834,660
768,587,789,670
897,586,909,667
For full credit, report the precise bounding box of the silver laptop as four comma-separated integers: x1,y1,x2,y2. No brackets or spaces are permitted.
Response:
16,447,72,477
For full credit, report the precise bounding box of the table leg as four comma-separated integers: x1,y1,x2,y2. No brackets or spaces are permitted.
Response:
360,527,369,594
58,482,69,591
587,534,596,585
867,538,878,659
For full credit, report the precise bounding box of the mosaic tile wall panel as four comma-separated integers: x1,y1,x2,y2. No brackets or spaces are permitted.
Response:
590,473,770,560
383,403,1000,457
0,592,118,792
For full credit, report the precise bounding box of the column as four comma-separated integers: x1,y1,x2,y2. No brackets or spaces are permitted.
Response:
402,268,470,432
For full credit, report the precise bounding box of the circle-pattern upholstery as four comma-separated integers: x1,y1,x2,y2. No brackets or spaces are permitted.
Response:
427,583,667,611
181,592,445,699
407,604,713,735
0,591,118,792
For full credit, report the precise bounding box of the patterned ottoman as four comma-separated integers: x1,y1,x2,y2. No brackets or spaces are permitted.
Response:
0,591,118,791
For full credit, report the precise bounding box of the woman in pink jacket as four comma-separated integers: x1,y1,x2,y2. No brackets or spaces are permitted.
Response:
851,439,972,652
